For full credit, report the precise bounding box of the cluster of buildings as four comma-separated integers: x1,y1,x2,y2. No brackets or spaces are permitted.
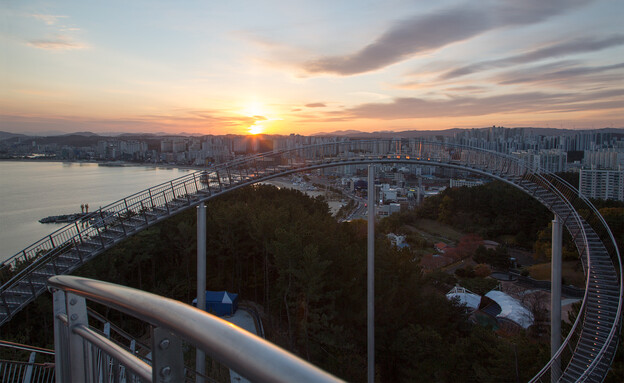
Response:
1,127,622,200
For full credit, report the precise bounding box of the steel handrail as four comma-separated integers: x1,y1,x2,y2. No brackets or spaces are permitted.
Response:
71,323,152,381
524,172,592,381
48,275,344,383
550,174,623,381
0,340,55,355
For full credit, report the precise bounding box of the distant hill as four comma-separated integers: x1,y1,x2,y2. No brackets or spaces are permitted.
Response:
0,131,30,140
61,131,100,137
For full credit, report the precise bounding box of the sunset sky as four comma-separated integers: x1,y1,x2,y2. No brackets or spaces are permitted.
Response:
2,0,623,136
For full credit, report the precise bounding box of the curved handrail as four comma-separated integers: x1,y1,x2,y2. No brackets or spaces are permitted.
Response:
523,172,592,381
548,174,623,381
48,275,344,383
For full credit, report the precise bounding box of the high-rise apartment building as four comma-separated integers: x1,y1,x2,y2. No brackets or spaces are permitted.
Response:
579,168,624,201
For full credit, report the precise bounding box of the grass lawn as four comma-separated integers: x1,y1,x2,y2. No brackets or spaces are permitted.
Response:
527,261,585,288
412,219,464,242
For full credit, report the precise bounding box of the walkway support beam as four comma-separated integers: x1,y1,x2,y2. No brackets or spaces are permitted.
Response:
367,165,375,383
551,214,563,383
196,202,207,383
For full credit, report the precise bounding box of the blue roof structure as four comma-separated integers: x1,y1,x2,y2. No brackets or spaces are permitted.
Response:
192,290,239,317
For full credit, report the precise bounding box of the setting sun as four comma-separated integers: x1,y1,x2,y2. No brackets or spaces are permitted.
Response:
240,100,282,135
248,123,264,135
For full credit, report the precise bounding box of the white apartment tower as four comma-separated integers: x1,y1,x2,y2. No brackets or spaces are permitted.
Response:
579,168,624,201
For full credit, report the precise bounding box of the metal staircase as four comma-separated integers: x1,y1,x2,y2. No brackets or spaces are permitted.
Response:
1,139,621,381
501,172,621,382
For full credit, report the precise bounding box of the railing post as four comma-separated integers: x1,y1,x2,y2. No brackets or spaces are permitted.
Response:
192,172,200,194
74,221,82,239
162,191,170,214
140,201,149,225
367,164,375,383
96,225,106,249
66,292,89,382
152,327,184,383
22,351,36,383
196,202,207,383
118,212,128,236
183,182,191,204
551,215,563,383
148,189,155,209
53,289,68,383
227,168,233,186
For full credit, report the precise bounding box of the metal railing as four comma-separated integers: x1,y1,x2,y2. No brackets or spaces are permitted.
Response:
0,139,620,381
49,275,344,383
0,340,55,383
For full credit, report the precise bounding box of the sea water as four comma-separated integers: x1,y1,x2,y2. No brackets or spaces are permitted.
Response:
0,161,192,262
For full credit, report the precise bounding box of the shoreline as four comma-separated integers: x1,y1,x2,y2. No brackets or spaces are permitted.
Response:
0,158,203,171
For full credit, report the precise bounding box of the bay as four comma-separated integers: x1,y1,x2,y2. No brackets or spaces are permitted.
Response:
0,161,192,262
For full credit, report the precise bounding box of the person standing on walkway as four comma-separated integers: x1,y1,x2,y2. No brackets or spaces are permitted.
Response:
85,203,89,213
81,204,84,213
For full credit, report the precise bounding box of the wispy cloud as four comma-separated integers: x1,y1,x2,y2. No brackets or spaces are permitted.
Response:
440,34,624,80
27,36,88,50
328,88,624,120
304,102,326,108
301,0,591,76
30,14,67,26
495,61,624,85
26,13,88,51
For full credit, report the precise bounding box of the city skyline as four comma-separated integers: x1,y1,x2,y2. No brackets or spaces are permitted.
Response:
2,0,624,136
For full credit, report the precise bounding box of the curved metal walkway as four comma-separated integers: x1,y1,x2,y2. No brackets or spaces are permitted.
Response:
1,140,621,382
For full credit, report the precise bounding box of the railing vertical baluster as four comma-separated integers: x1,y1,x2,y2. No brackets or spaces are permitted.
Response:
183,182,191,204
205,172,211,195
216,171,223,191
140,201,149,225
118,213,127,236
162,191,170,214
192,172,200,194
73,238,83,262
49,235,55,248
74,221,81,239
148,189,155,209
96,225,106,249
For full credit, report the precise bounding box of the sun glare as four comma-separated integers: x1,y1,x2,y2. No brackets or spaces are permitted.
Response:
248,123,264,135
240,100,281,135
